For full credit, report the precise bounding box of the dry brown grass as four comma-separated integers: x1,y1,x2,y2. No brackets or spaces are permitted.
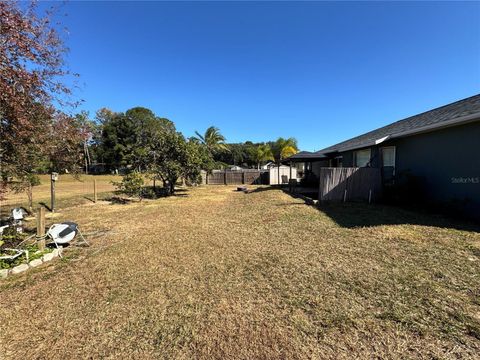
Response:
1,174,122,212
1,186,479,359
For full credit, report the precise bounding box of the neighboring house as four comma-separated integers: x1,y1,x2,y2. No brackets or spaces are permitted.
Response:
287,94,480,218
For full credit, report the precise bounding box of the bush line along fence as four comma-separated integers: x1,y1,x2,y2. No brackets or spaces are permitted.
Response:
202,170,269,185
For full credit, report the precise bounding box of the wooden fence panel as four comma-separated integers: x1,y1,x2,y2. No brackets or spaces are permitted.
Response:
207,172,225,185
226,171,243,184
205,170,268,185
319,167,381,202
244,171,265,184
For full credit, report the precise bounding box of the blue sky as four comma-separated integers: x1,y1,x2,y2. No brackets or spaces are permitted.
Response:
47,1,479,151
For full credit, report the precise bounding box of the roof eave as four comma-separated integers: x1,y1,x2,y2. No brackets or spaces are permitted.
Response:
390,111,480,141
316,112,480,155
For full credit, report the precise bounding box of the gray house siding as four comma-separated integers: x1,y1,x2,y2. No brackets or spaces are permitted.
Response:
311,160,329,178
390,121,480,217
332,121,480,218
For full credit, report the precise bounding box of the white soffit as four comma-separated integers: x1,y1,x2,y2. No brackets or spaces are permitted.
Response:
375,135,390,145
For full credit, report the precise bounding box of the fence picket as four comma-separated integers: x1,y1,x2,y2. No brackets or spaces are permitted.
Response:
319,167,381,202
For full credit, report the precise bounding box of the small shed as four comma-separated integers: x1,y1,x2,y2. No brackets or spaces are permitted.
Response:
269,165,297,185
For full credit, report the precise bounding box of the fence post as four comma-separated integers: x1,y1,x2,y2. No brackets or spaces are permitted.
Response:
242,172,245,184
50,172,57,212
36,207,46,250
289,161,292,191
94,179,97,203
206,173,209,185
224,171,227,185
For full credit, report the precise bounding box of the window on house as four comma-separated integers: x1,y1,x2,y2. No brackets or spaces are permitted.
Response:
381,146,396,168
331,156,343,167
354,149,371,167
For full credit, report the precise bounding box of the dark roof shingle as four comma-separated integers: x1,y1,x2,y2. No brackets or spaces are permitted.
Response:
315,94,480,155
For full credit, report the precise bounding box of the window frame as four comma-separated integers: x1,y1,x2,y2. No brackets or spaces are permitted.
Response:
381,146,396,168
354,148,372,167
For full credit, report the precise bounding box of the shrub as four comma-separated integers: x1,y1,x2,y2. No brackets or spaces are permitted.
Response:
112,171,145,199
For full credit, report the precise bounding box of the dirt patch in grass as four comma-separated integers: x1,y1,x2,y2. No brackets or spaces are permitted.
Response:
0,186,479,359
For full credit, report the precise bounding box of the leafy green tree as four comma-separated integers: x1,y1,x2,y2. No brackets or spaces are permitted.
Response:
249,144,274,169
194,126,229,154
135,121,214,194
184,139,215,183
271,137,298,185
101,113,135,171
100,107,174,171
146,131,188,194
228,143,247,166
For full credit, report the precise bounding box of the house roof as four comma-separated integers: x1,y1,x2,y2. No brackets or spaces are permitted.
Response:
286,151,327,161
313,94,480,156
284,94,480,163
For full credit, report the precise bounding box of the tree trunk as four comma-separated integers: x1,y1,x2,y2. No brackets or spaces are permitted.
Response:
84,141,89,175
169,178,176,194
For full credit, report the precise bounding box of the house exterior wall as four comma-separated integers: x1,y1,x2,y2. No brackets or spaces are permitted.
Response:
311,161,327,178
336,121,480,218
390,121,480,217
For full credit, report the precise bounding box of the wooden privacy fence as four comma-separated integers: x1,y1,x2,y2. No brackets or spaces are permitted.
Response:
204,170,269,185
319,167,382,202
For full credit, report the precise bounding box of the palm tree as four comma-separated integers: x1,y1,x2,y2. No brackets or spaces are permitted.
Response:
194,126,229,154
271,137,298,185
250,144,274,170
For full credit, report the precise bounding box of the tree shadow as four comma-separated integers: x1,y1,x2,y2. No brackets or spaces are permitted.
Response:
244,186,285,194
104,187,190,204
105,196,135,205
39,202,52,211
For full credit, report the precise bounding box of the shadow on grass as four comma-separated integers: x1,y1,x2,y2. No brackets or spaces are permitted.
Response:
104,187,190,204
317,202,480,232
39,202,52,212
244,186,283,194
245,186,480,232
83,196,95,203
105,196,134,205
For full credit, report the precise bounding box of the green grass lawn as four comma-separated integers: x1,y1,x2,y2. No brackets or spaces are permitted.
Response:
1,186,479,359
